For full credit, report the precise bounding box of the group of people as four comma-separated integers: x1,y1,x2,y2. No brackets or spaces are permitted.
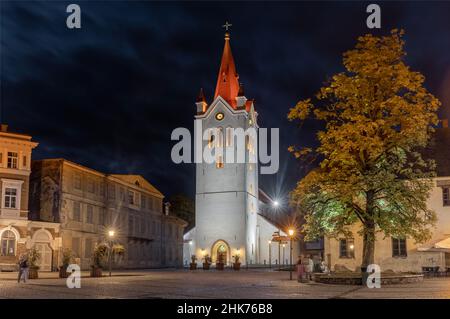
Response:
296,254,329,282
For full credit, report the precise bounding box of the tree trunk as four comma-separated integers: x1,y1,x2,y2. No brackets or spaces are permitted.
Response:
361,222,375,269
362,191,376,269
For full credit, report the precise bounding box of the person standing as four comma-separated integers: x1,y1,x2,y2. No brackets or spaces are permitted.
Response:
17,255,29,283
296,256,304,282
304,254,314,281
320,260,329,274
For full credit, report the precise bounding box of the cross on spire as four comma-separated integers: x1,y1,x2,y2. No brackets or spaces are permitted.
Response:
222,21,232,31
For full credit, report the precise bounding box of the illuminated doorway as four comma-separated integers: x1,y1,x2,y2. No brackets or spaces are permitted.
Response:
211,240,230,265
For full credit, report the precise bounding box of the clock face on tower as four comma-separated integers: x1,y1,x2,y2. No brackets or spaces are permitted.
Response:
215,112,224,121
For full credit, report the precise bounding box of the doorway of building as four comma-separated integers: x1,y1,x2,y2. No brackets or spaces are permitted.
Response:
34,243,52,271
211,240,230,265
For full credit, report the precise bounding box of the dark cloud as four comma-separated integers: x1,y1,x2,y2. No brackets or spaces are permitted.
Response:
1,1,450,200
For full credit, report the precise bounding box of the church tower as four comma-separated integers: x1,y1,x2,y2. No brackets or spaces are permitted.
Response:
192,27,259,266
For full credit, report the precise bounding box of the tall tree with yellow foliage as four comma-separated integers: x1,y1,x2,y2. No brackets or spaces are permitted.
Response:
288,30,441,269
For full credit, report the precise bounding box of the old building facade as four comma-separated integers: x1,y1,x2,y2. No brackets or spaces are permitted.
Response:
30,159,186,270
0,125,61,271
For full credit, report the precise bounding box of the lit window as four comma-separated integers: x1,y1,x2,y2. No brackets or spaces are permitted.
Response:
443,188,450,206
339,238,355,258
1,230,16,256
4,188,17,209
216,155,224,168
392,238,407,257
7,152,18,169
246,135,254,153
208,130,215,149
216,127,223,148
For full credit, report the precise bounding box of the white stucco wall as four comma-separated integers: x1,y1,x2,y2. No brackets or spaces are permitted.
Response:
256,215,288,266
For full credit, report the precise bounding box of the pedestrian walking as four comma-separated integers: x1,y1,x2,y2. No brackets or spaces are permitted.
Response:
17,254,29,283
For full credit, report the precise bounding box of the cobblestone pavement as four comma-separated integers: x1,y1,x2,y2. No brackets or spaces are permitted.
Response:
0,269,449,299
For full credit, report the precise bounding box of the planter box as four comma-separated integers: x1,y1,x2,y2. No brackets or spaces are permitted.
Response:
190,263,197,270
59,267,69,278
203,263,211,270
233,263,241,271
216,263,224,270
90,267,103,277
28,268,39,279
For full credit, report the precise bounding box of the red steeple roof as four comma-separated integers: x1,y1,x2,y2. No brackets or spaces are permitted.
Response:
214,32,240,108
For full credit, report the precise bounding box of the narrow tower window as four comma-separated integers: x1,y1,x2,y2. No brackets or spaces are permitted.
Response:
208,129,215,149
216,127,224,148
226,127,233,147
216,155,224,169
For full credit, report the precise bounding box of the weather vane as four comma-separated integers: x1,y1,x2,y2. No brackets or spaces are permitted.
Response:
222,21,232,32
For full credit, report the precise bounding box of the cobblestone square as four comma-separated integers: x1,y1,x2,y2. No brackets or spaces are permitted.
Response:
1,269,449,299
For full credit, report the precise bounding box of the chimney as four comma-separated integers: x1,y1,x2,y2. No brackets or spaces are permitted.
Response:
0,124,8,132
442,119,449,128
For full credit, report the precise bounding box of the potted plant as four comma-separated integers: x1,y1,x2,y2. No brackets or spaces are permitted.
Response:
232,254,241,271
190,255,197,270
202,254,211,270
216,253,225,271
28,248,41,279
90,243,108,277
59,248,74,278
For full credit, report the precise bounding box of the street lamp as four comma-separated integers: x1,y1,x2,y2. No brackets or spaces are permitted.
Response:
273,200,279,207
108,230,115,277
288,228,295,280
268,240,272,268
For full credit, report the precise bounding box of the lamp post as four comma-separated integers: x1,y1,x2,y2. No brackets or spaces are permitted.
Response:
288,228,295,280
268,240,272,268
108,230,115,277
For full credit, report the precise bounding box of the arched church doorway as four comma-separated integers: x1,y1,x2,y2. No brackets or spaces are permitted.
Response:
211,240,230,265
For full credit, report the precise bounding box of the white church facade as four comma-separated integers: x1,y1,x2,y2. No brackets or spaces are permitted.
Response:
183,30,287,266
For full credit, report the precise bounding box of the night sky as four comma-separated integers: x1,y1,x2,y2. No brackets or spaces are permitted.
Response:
1,1,450,202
